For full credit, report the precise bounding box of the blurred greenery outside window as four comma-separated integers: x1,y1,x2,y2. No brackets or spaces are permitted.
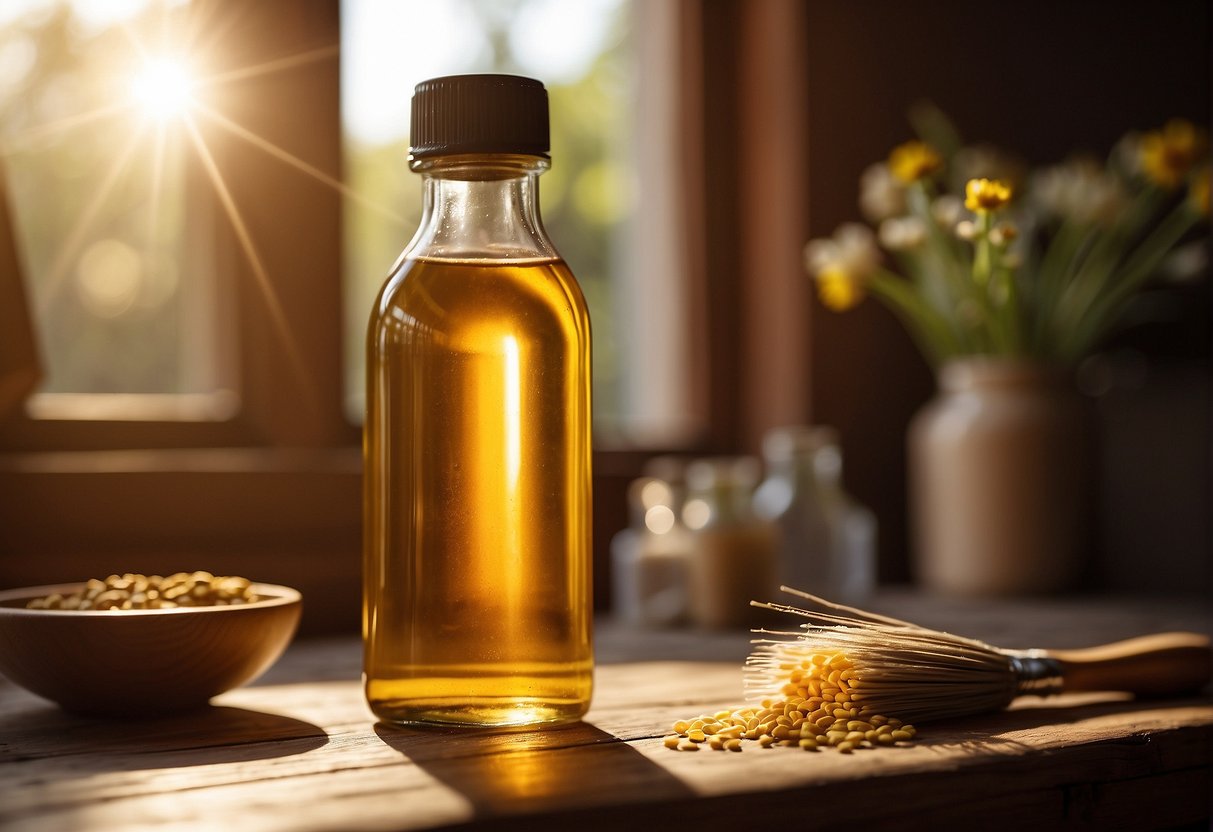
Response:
0,0,233,420
341,0,643,441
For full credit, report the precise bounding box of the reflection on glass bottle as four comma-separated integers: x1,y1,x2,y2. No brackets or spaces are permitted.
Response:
754,426,876,603
610,476,692,627
683,457,778,629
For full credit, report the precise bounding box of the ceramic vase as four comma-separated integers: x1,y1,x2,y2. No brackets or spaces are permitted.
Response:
908,358,1091,595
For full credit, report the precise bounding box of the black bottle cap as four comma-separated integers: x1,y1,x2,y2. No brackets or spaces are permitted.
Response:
409,74,549,160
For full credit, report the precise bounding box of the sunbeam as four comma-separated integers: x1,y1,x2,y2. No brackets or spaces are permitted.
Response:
0,102,131,156
193,102,407,226
181,114,320,417
131,57,196,122
147,121,168,259
200,43,341,88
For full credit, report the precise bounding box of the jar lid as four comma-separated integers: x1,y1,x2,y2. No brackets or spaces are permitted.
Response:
410,74,550,160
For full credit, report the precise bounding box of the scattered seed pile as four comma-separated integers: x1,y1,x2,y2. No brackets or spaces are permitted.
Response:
664,650,917,753
26,572,259,610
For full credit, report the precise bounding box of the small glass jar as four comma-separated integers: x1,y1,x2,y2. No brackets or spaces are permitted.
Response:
682,457,778,629
754,426,876,603
610,477,692,627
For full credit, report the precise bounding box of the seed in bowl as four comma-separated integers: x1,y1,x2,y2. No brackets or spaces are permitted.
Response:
25,572,260,611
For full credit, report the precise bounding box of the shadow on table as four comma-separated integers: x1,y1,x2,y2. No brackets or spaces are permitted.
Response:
374,720,694,821
0,701,329,771
914,693,1211,754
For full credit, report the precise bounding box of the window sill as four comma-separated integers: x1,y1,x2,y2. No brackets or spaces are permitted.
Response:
0,446,362,633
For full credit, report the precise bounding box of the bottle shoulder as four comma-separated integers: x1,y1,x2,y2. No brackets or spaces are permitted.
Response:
370,256,590,346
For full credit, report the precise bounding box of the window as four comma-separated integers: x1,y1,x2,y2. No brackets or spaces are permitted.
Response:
0,1,231,420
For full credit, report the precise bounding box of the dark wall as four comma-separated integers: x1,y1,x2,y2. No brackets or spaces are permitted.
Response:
803,0,1211,592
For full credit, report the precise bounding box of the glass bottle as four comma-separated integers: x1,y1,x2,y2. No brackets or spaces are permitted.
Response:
754,426,876,603
364,75,593,727
683,457,778,629
753,426,833,595
610,476,692,627
813,432,877,603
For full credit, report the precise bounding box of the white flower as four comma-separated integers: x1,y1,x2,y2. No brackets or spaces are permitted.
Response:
1030,157,1125,224
859,163,907,222
879,216,927,250
931,194,968,228
804,223,881,278
954,220,977,241
1161,241,1208,283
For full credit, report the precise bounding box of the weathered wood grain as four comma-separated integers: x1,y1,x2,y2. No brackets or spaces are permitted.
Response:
1,603,1210,831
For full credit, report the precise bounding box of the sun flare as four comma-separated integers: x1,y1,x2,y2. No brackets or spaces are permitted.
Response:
130,58,195,121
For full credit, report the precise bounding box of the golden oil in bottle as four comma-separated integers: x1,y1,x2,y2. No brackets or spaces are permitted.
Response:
363,75,592,727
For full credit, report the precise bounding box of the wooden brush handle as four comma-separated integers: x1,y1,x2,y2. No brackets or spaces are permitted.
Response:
1045,632,1212,697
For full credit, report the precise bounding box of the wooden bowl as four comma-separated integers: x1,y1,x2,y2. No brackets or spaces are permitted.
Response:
0,582,301,715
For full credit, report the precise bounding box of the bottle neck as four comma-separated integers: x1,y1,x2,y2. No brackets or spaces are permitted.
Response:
404,154,557,262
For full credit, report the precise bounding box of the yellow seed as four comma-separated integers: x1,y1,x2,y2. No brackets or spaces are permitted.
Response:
845,731,865,743
876,733,895,745
714,710,731,721
758,734,775,747
771,725,790,740
663,735,681,749
865,730,878,742
702,723,719,736
847,721,872,732
724,738,742,752
826,731,846,746
838,741,855,753
679,741,699,752
687,729,705,743
672,720,690,734
799,738,819,750
891,730,912,742
708,736,724,750
888,718,902,728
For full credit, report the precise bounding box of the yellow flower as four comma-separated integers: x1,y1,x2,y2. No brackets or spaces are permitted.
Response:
964,178,1013,213
1190,167,1210,216
816,267,865,311
1140,119,1209,189
888,141,943,184
804,224,880,312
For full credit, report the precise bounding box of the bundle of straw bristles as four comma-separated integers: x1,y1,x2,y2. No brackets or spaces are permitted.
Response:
747,587,1020,725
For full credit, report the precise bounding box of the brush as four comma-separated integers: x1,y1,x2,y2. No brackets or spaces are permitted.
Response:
746,587,1212,724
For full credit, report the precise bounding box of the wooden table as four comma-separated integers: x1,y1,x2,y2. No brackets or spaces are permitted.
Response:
2,593,1210,831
